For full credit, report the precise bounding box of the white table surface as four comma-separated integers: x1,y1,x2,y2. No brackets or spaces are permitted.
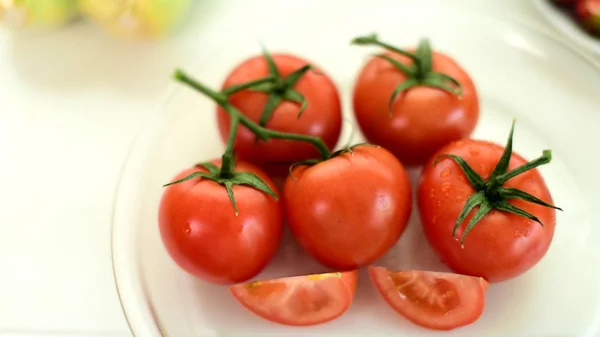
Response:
0,1,595,336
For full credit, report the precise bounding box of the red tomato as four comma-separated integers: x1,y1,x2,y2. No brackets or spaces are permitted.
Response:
230,270,358,326
158,160,283,284
353,50,479,166
283,146,412,270
217,54,342,170
418,139,556,282
369,267,488,331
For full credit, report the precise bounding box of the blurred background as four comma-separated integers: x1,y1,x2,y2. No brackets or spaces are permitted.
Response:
0,0,598,336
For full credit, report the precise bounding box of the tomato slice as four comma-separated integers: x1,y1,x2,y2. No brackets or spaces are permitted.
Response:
369,267,488,330
229,270,358,326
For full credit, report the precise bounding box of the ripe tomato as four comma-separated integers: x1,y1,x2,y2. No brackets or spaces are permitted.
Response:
217,53,342,170
158,160,283,284
283,145,412,270
352,36,479,166
369,267,488,330
577,0,600,35
230,270,358,326
418,127,558,282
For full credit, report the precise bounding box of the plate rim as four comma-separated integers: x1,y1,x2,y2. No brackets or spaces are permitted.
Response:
110,3,600,337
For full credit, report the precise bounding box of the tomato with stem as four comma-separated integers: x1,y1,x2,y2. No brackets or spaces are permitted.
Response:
159,160,282,284
369,267,488,331
284,144,412,270
217,49,342,172
418,121,561,282
351,33,479,166
230,270,358,326
159,71,334,284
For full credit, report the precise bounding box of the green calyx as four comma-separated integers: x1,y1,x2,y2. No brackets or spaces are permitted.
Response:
167,69,332,216
434,120,562,247
250,46,314,126
351,33,463,114
163,162,276,216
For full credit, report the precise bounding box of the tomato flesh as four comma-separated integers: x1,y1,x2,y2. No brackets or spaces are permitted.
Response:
369,267,488,330
230,270,358,326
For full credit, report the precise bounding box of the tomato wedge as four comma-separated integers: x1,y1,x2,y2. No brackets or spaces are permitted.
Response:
369,267,488,330
229,270,358,326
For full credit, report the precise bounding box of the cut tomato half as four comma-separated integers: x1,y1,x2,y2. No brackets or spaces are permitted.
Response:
229,270,358,326
369,267,488,330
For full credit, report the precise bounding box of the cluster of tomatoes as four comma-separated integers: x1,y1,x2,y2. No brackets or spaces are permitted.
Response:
158,33,560,331
554,0,600,36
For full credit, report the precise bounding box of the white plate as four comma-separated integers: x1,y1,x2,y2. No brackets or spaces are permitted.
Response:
533,0,600,55
112,1,600,336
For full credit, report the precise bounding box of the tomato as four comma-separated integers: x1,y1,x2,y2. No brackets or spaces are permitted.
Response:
577,0,600,35
230,270,358,326
352,35,479,166
369,267,488,330
217,53,342,171
283,145,412,270
158,160,283,284
417,124,558,282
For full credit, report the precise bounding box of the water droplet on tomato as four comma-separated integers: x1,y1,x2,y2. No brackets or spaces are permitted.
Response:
436,200,442,208
513,229,522,237
456,196,464,202
440,168,451,177
441,182,452,192
479,164,486,172
469,147,480,155
184,225,191,235
455,140,465,147
524,230,530,237
432,216,437,224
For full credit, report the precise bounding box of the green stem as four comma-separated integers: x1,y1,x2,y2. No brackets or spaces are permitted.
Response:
233,104,330,159
222,76,276,96
352,34,421,68
220,115,239,178
496,150,552,184
174,69,226,104
174,69,332,160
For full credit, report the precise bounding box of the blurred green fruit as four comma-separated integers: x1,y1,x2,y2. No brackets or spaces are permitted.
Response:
78,0,192,38
0,0,78,28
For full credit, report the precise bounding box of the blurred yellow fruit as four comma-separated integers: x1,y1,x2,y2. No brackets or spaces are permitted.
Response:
78,0,192,38
0,0,78,28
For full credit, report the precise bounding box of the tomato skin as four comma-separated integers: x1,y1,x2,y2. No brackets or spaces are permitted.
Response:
369,267,488,330
217,54,342,169
229,270,358,326
418,140,556,282
353,51,479,166
158,160,283,284
283,146,412,270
